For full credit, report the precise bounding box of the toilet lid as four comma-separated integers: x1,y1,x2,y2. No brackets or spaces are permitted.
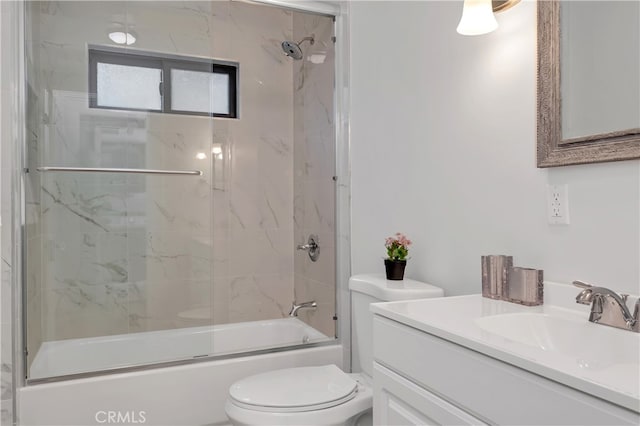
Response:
229,365,358,413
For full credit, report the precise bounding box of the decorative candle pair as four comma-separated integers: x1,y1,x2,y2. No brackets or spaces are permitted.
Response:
481,255,543,306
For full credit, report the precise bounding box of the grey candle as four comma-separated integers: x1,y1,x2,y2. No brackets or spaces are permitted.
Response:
481,255,513,300
507,267,543,306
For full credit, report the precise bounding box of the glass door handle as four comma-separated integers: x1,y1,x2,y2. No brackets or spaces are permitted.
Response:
37,167,203,176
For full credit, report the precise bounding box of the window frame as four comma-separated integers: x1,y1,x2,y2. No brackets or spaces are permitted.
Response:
88,47,238,119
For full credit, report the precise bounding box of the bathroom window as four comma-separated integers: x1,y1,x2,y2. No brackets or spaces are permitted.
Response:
89,48,238,118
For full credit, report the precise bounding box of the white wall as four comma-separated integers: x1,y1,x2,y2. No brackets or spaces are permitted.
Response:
350,0,640,296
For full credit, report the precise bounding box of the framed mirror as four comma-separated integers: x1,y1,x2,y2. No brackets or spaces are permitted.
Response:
537,0,640,168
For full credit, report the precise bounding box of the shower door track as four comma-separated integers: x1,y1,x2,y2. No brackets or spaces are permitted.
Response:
36,166,203,176
25,339,337,385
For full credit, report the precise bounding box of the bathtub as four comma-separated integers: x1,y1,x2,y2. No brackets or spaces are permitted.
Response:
30,317,328,379
19,318,342,426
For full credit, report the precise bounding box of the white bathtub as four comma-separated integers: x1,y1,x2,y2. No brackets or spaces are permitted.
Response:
30,317,328,379
20,318,342,426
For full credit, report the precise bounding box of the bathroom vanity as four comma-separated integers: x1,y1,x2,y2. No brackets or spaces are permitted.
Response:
370,283,640,425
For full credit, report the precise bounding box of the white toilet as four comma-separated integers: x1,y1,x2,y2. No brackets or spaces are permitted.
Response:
224,273,444,426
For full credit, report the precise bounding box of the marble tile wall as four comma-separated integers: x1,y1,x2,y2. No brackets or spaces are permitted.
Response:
23,0,336,379
26,2,215,353
292,12,336,338
1,1,19,423
220,1,295,323
24,0,43,374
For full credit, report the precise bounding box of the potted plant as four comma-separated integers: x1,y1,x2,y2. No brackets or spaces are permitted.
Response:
384,233,412,280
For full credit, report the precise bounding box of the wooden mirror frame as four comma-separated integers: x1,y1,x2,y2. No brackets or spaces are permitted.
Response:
537,0,640,168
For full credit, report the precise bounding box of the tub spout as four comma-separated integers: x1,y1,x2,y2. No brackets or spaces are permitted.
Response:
289,301,317,317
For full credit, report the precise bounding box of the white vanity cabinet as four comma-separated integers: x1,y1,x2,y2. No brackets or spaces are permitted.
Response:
374,362,486,425
372,315,640,426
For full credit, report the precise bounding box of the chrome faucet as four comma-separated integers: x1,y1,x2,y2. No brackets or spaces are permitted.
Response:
297,235,320,262
573,280,639,332
289,300,317,317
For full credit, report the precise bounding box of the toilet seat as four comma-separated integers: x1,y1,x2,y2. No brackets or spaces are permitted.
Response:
229,365,359,413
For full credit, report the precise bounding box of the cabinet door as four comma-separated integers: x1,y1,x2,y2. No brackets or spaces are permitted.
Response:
374,363,486,426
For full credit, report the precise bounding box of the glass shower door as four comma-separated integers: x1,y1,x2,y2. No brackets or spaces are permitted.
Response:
24,0,339,381
25,0,217,380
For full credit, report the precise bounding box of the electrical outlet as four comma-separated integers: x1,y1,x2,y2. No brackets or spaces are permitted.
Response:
547,184,570,225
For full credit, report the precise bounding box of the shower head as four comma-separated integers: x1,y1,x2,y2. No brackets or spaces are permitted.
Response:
281,36,314,60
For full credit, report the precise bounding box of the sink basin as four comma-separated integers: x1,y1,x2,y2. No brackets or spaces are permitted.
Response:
475,312,640,371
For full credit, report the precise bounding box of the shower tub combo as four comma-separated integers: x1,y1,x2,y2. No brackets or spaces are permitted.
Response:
15,0,348,425
20,319,341,425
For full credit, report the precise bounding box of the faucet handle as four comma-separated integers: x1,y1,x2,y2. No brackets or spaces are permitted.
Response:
575,288,593,305
621,294,629,303
573,280,592,289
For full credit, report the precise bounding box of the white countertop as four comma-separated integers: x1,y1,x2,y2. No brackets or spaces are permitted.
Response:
370,283,640,413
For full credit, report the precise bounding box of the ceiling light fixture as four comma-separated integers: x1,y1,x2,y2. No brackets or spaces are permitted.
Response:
108,31,136,45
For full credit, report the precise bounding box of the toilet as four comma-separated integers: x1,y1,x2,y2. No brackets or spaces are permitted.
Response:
224,273,444,426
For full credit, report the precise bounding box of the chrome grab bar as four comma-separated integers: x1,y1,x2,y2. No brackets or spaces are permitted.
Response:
36,167,203,176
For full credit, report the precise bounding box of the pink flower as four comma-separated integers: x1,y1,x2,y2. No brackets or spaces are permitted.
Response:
385,233,412,261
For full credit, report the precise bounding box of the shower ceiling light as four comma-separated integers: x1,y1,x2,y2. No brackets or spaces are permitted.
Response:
211,145,222,155
108,31,136,45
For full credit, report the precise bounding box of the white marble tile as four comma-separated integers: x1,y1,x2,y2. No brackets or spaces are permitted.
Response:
127,231,213,284
1,323,12,402
129,279,213,333
42,281,130,340
228,273,293,323
228,228,293,278
212,190,230,231
1,1,19,411
211,276,230,325
143,176,213,235
1,399,12,426
212,235,230,279
258,181,293,230
1,261,11,329
292,10,336,335
25,236,43,370
41,231,128,296
258,134,294,182
300,129,336,178
228,180,292,232
294,275,335,338
124,1,215,58
228,181,262,231
229,131,260,184
302,178,335,233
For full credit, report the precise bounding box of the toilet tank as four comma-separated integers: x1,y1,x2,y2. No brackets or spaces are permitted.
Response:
349,274,444,378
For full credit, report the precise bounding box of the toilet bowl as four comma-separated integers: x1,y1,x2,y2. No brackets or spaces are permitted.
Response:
224,365,372,426
225,274,444,425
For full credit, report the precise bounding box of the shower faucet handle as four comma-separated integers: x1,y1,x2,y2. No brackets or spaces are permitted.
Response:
297,235,320,262
297,241,317,251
